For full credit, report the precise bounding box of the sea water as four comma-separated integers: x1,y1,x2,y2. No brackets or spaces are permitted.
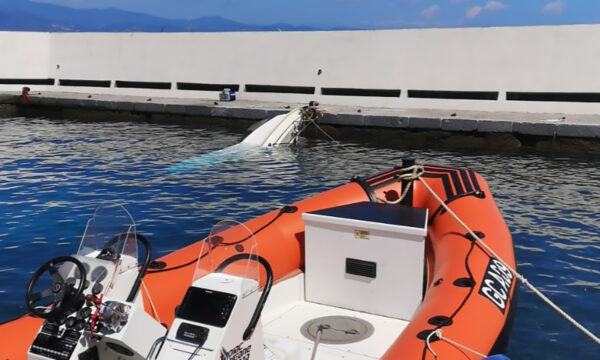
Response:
0,116,598,359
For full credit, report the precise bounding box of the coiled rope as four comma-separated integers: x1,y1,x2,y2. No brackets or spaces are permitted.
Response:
377,164,424,205
390,164,600,348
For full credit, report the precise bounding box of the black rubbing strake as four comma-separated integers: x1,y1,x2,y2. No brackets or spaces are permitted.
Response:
427,191,487,225
147,205,295,274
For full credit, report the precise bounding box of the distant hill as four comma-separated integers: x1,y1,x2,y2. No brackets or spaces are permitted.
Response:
0,0,322,32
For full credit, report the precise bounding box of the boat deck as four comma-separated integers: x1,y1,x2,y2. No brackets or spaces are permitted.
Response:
262,273,409,360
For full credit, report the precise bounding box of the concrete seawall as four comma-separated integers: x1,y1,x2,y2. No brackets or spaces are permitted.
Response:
3,91,600,145
2,25,600,116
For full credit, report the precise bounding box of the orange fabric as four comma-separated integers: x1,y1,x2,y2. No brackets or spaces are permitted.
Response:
0,314,43,360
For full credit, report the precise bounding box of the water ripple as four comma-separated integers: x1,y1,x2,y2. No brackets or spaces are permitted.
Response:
0,117,598,358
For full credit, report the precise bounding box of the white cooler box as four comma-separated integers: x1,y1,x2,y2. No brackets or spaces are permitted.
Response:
302,202,428,320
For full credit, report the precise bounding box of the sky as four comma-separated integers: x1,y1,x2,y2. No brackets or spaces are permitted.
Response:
26,0,600,29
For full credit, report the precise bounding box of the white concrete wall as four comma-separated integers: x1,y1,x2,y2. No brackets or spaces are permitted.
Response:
2,25,600,114
0,32,52,90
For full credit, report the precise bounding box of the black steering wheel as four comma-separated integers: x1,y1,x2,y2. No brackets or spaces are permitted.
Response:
26,256,87,318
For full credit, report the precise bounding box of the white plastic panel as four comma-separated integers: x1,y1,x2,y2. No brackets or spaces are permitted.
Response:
302,202,427,320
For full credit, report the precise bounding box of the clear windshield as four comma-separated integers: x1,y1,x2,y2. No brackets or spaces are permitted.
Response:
77,203,138,263
193,220,259,293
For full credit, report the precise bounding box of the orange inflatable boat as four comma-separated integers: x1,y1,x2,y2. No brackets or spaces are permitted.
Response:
0,161,517,360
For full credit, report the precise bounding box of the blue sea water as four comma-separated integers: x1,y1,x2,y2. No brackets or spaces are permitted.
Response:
0,116,599,359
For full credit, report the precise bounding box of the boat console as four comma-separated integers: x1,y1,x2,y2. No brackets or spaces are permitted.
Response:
26,203,166,360
153,220,272,360
26,210,273,360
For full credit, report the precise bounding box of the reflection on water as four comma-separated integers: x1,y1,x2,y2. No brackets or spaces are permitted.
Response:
1,116,599,358
166,143,261,173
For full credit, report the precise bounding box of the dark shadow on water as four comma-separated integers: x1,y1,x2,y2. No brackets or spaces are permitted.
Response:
302,125,600,159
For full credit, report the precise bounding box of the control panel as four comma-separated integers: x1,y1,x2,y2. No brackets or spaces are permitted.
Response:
27,253,148,360
157,273,263,359
29,323,81,360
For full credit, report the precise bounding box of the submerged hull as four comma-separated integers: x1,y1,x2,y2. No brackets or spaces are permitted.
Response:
0,164,517,359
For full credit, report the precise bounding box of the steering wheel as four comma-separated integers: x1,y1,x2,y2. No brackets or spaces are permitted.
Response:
26,256,87,318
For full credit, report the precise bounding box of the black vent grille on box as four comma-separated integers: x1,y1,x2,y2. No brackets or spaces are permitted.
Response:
346,258,377,278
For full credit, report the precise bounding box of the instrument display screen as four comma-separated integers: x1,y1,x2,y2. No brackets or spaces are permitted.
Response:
177,287,237,328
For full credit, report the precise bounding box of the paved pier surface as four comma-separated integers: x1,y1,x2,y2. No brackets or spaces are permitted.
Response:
2,91,600,139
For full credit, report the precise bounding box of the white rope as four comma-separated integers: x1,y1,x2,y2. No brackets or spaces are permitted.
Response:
425,329,439,358
426,329,487,359
309,325,326,360
413,167,600,346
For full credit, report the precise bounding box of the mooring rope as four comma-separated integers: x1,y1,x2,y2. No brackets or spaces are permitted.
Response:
396,164,600,346
295,106,337,143
377,164,424,205
426,328,487,359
